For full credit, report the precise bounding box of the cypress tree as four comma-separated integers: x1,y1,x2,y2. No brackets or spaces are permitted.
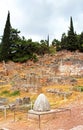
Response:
1,11,11,61
79,32,83,52
67,16,77,51
47,34,49,47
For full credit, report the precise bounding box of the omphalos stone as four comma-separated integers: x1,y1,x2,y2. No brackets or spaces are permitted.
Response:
33,93,50,112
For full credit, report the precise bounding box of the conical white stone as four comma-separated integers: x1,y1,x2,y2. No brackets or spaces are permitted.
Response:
33,93,50,112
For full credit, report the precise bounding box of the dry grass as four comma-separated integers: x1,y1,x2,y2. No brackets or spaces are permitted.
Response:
0,78,83,107
0,77,83,108
0,77,83,130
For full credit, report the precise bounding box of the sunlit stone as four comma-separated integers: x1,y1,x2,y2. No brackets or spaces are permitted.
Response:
33,93,50,112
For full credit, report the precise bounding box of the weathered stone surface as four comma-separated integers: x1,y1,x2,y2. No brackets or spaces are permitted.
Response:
0,52,83,90
0,98,8,105
22,97,30,104
33,93,50,112
15,98,22,105
70,125,83,130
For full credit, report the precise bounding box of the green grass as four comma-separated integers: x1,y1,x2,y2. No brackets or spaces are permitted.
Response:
0,90,20,97
9,90,20,96
0,90,10,96
73,86,83,92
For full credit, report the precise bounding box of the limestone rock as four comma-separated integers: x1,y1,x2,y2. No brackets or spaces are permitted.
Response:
33,93,50,112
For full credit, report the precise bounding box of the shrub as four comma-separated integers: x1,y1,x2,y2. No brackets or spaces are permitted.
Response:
73,86,83,92
1,90,10,96
9,90,20,96
12,55,30,62
32,54,38,62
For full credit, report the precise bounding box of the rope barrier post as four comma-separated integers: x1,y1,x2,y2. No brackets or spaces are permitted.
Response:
38,114,41,129
14,110,16,122
4,107,7,120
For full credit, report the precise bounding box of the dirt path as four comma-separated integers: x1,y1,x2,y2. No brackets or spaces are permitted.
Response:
0,102,83,130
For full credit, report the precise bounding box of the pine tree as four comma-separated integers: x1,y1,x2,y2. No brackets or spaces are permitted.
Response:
1,11,11,61
67,17,77,51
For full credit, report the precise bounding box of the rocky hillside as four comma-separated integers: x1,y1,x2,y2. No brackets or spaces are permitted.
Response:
0,51,83,91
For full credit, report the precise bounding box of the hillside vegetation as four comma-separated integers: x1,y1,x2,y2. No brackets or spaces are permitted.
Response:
0,51,83,108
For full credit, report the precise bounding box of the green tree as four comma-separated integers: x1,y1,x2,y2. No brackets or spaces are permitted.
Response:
47,35,49,47
0,11,11,61
40,40,49,54
9,28,21,58
61,33,67,50
79,32,83,52
52,38,61,51
67,17,77,51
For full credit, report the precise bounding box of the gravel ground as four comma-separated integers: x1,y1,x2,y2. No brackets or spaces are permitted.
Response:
0,101,83,130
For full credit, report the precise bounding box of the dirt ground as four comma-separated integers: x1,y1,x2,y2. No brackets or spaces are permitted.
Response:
0,101,83,130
